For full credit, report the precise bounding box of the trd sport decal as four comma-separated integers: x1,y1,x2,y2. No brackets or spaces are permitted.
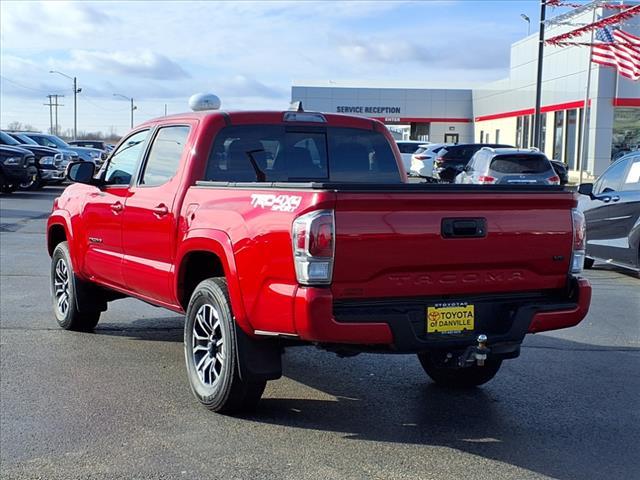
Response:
250,194,302,212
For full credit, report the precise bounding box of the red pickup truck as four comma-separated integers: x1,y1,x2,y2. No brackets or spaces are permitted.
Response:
47,109,591,413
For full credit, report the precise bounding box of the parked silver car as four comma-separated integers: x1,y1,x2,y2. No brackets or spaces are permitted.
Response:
455,148,560,185
21,132,104,166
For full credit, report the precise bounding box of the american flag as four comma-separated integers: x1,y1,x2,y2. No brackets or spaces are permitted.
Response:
591,26,640,81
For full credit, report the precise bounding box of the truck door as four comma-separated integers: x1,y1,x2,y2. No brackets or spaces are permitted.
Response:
121,125,192,304
82,129,150,287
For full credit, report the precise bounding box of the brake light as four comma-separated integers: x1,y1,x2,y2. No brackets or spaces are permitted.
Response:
477,175,497,184
292,210,335,285
547,175,560,185
571,208,586,274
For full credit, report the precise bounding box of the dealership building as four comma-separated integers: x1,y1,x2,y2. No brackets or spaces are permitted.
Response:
291,3,639,178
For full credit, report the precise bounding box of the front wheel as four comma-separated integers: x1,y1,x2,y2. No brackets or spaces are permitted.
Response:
51,242,100,331
184,278,266,414
418,353,502,388
19,171,42,191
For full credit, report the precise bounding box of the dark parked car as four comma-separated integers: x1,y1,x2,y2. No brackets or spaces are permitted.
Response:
578,152,640,272
0,131,65,189
68,140,112,157
455,148,560,185
0,145,36,194
550,160,569,185
434,143,514,183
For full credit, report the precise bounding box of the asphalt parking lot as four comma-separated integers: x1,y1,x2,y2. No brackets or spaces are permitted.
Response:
1,187,639,480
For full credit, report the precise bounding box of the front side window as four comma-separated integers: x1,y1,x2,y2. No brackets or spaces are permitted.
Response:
595,158,629,194
140,126,190,187
622,157,640,192
104,130,149,185
204,125,400,183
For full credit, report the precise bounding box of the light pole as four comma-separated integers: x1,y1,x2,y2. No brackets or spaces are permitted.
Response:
532,0,546,149
113,93,137,129
520,13,531,36
50,70,81,139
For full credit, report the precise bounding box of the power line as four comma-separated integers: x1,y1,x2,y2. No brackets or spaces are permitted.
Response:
0,75,50,94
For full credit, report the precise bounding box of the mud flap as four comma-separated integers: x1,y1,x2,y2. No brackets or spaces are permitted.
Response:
234,323,282,382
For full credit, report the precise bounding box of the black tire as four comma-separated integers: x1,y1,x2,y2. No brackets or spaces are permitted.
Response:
19,170,42,191
51,242,100,331
584,257,595,269
418,353,502,388
184,278,266,414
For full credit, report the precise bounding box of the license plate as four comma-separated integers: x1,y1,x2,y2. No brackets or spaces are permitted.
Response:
427,303,475,334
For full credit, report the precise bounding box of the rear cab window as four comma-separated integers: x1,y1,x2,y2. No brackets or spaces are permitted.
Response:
204,125,400,183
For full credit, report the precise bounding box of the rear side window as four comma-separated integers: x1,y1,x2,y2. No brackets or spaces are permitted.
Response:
204,125,400,183
489,154,551,174
140,126,190,187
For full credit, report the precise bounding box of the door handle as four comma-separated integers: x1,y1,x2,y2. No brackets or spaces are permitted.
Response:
611,196,620,202
152,204,169,217
110,201,123,213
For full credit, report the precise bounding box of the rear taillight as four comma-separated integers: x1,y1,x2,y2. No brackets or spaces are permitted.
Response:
292,210,334,285
477,175,497,184
571,208,586,274
547,175,560,185
435,156,444,165
414,155,428,161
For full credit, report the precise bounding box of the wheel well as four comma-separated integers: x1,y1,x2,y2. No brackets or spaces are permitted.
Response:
48,224,67,256
178,251,225,310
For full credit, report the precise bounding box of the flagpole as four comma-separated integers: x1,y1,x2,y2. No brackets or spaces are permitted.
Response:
579,4,598,185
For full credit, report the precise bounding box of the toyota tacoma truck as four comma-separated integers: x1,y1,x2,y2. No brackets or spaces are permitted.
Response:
47,107,591,413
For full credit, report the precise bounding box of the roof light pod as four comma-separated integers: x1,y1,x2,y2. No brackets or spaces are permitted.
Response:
188,93,221,112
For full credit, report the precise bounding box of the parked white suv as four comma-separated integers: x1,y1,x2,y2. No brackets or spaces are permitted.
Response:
410,143,449,178
396,140,427,173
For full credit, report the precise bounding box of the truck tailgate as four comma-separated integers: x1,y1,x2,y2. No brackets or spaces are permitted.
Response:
332,191,577,299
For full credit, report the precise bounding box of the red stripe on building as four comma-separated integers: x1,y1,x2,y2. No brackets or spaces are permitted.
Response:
613,98,640,107
475,100,589,122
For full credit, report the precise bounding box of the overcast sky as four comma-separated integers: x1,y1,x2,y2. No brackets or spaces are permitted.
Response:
1,0,560,136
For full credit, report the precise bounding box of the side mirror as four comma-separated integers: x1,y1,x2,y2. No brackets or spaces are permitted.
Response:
577,183,593,197
66,161,96,185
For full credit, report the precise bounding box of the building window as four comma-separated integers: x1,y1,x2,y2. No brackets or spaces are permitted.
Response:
480,130,484,143
565,109,578,170
612,108,640,161
553,111,564,161
523,116,530,148
516,117,523,148
495,129,500,144
485,132,490,143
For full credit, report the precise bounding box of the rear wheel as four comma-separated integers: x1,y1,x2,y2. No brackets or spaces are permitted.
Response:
418,353,502,388
184,278,266,413
51,242,101,331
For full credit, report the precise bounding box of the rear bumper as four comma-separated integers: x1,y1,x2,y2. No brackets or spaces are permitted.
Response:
293,277,591,354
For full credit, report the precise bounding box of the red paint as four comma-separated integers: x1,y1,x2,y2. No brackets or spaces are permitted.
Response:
613,98,640,107
372,117,472,123
528,278,591,333
475,100,592,122
47,109,590,350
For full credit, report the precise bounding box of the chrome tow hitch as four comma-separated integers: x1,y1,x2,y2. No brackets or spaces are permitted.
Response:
475,334,488,366
457,334,491,367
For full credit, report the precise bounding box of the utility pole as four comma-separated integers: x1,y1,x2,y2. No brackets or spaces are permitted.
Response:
44,95,64,135
50,71,81,139
533,0,547,149
113,93,137,129
44,95,54,134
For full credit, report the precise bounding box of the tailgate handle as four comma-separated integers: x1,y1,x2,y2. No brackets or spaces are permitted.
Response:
442,218,486,238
